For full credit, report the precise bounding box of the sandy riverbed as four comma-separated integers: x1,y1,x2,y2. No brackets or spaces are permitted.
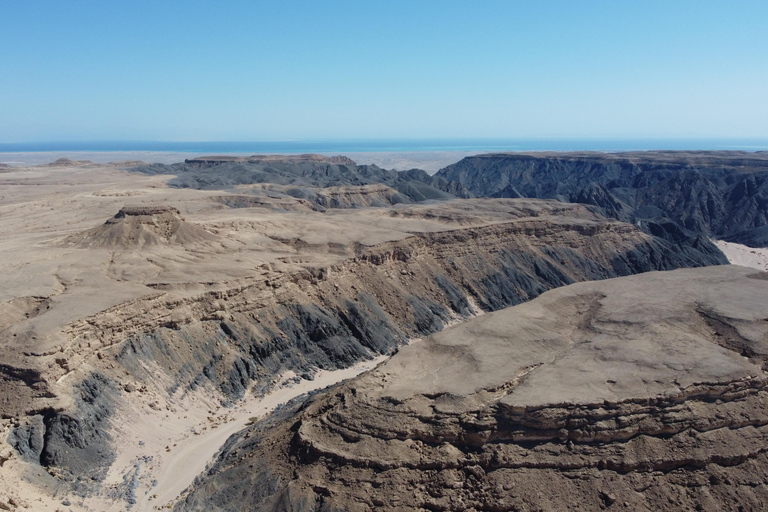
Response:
145,356,387,510
714,240,768,272
1,356,386,512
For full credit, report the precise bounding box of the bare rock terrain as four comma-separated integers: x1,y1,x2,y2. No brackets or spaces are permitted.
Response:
176,266,768,512
0,153,748,510
130,154,475,207
436,151,768,248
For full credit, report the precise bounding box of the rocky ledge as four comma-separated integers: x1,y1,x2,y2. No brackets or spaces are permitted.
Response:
115,205,180,216
176,265,768,512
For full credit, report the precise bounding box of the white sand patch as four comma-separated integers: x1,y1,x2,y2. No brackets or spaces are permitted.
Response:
0,435,67,512
714,240,768,272
75,355,387,512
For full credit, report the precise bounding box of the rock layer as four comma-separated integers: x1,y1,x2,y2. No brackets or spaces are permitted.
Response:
64,208,723,406
4,200,726,497
0,153,738,510
132,156,471,207
436,151,768,248
176,266,768,512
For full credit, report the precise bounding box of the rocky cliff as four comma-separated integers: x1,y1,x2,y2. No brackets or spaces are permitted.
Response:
0,156,741,510
132,155,471,209
175,266,768,512
435,151,768,248
4,199,725,499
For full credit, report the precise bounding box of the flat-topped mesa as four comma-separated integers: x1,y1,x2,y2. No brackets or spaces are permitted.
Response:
298,267,768,467
104,205,185,228
184,154,357,166
65,205,217,249
114,205,181,217
297,266,768,470
43,157,95,167
435,150,768,248
463,150,768,168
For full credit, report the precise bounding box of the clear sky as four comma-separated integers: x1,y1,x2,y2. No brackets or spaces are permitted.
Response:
1,0,767,142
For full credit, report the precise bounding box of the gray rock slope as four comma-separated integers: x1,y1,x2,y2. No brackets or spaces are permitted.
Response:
131,152,739,264
435,151,768,248
132,155,470,207
7,201,725,492
175,265,768,512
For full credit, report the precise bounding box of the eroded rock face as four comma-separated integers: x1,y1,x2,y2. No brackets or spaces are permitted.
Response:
0,198,729,505
184,154,358,166
175,266,768,512
5,203,726,495
67,213,722,405
132,157,471,207
436,151,768,248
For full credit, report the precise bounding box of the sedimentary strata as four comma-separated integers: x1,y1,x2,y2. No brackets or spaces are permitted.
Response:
0,156,738,510
63,205,219,249
132,154,471,207
436,150,768,248
176,266,768,512
3,197,725,502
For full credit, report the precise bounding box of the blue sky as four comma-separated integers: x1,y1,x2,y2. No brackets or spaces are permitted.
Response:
1,1,767,142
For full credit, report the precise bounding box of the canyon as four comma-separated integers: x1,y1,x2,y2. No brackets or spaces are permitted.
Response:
176,265,768,512
0,152,765,511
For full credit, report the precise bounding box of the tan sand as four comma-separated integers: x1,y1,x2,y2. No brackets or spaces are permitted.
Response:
0,157,682,511
81,356,388,512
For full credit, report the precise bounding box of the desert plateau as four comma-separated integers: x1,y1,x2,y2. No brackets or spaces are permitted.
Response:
5,2,768,509
0,151,766,511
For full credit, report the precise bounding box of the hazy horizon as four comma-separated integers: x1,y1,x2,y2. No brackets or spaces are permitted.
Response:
3,137,767,171
1,137,767,153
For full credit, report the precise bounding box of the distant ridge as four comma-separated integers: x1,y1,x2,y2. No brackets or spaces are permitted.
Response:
133,157,471,207
436,150,768,248
184,154,356,165
44,157,95,167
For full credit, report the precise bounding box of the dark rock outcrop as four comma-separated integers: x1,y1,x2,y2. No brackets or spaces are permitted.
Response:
39,373,117,483
3,199,728,503
132,157,471,208
11,372,118,490
436,151,768,247
175,266,768,512
82,211,726,406
184,154,357,166
7,414,45,462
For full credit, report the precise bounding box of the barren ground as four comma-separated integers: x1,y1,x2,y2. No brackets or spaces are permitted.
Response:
0,155,745,511
0,157,506,510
